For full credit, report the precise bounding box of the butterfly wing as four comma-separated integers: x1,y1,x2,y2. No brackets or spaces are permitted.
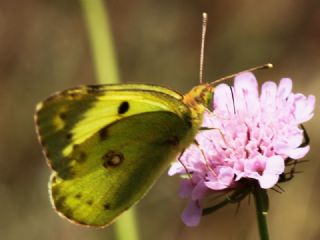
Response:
35,84,196,226
35,84,189,173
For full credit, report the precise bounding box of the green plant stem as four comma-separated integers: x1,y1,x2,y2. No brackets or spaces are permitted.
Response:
80,1,139,240
253,187,269,240
80,0,120,84
114,209,139,240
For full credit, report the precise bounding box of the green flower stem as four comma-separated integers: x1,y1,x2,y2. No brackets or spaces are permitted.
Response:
253,186,269,240
80,1,139,240
80,0,120,84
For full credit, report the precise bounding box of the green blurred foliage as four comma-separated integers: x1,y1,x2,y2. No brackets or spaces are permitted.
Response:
0,0,319,239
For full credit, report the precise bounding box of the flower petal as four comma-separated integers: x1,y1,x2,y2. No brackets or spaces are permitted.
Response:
181,200,202,227
294,95,316,123
275,142,310,159
192,181,208,200
234,72,259,98
258,156,284,188
204,167,234,190
179,179,193,198
277,78,292,99
287,146,310,159
168,162,183,176
213,83,235,115
265,156,285,174
234,72,260,115
259,173,279,188
260,81,277,109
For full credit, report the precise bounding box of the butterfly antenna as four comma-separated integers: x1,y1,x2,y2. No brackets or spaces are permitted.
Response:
209,63,273,86
199,12,208,84
229,85,236,115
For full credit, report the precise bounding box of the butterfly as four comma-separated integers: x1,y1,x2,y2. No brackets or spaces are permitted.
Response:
34,12,212,227
34,11,272,227
34,82,214,227
34,63,271,227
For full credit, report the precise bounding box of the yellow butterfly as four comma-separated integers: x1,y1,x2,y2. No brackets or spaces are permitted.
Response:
35,13,271,227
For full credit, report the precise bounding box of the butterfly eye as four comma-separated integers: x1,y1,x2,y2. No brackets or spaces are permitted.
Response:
194,96,202,103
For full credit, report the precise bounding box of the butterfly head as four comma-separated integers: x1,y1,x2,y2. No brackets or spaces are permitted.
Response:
183,84,213,112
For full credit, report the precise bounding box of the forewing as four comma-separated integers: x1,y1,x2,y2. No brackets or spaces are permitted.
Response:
35,84,190,173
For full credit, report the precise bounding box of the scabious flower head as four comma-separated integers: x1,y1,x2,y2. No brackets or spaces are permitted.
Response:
169,72,315,227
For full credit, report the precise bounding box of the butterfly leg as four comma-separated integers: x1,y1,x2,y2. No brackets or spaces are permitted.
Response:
193,139,215,174
199,126,229,147
177,149,193,181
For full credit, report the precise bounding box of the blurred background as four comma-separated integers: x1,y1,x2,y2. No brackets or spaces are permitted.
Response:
0,0,319,239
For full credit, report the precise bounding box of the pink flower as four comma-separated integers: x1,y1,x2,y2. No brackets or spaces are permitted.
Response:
169,72,315,226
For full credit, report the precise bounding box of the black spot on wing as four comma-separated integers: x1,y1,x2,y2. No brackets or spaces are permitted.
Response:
51,175,57,184
76,152,87,163
58,166,75,179
55,195,67,210
86,85,105,94
64,208,74,219
69,92,83,99
104,202,111,210
87,85,101,90
59,112,67,120
118,101,129,115
43,149,51,159
51,185,60,196
74,193,82,199
99,126,108,141
73,144,80,150
40,138,46,147
102,151,124,168
66,132,73,140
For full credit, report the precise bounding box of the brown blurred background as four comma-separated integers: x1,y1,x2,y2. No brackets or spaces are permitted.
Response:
0,0,319,239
